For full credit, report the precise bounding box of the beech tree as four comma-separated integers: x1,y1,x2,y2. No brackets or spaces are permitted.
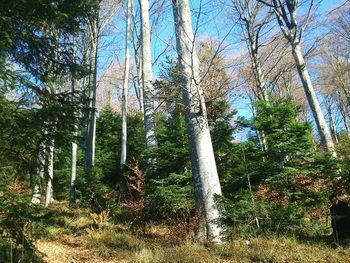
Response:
139,0,158,173
329,2,350,77
231,0,272,102
230,0,273,152
44,141,54,208
84,0,121,172
318,5,350,136
257,0,337,157
70,38,78,204
84,11,99,172
120,0,132,195
131,3,145,116
172,0,223,243
31,147,45,204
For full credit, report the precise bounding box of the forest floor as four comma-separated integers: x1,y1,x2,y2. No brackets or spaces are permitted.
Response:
33,201,350,263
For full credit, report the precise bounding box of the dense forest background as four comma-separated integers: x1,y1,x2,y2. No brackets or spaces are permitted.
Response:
1,0,350,262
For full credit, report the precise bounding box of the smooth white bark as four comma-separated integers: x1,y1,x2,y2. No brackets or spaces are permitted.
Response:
172,0,223,243
251,101,268,152
120,0,132,195
70,38,77,204
139,0,157,172
328,105,339,144
256,0,337,156
31,146,45,204
130,3,144,116
85,17,99,172
246,31,269,102
70,141,77,203
135,53,144,116
292,44,336,157
31,184,42,205
324,96,339,143
45,143,54,208
339,100,350,134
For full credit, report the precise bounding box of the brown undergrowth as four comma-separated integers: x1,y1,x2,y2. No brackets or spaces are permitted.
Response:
33,201,350,263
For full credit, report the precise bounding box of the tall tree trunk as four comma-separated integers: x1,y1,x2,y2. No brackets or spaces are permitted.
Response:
120,0,132,196
249,48,268,152
251,100,268,152
172,0,223,243
45,142,54,208
139,0,157,173
292,44,337,157
339,83,350,109
325,99,339,144
247,38,269,102
31,146,45,204
256,0,337,157
135,53,144,116
70,38,78,204
85,16,99,172
343,114,350,135
131,3,144,116
252,57,269,102
70,140,77,203
339,100,350,134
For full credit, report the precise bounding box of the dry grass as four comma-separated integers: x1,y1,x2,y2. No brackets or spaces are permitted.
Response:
34,202,350,263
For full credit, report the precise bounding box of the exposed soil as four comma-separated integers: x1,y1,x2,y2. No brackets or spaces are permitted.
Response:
36,235,127,263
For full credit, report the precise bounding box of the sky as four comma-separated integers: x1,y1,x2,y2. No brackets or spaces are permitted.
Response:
96,0,348,138
98,0,346,80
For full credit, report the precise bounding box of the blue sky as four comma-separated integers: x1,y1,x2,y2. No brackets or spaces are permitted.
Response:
97,0,348,138
98,0,346,79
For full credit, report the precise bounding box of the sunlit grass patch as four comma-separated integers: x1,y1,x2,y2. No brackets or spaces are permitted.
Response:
211,236,350,263
132,248,162,263
86,228,143,257
33,202,350,263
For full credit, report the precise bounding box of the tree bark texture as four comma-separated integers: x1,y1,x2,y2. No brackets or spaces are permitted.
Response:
85,15,99,172
45,143,54,208
70,141,77,203
292,44,336,156
31,146,45,204
172,0,223,243
70,38,78,204
139,0,157,173
120,0,132,195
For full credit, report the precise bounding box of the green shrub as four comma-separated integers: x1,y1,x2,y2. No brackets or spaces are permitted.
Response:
146,172,194,223
0,189,40,262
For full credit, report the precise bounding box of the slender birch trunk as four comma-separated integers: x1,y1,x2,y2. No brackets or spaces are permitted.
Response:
85,16,99,172
120,0,132,196
139,0,157,173
172,0,223,243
